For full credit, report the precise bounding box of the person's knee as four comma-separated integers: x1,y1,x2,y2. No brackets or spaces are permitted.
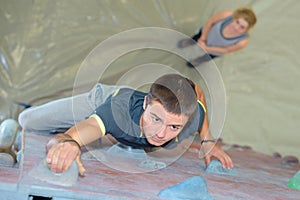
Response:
18,109,28,129
18,108,37,130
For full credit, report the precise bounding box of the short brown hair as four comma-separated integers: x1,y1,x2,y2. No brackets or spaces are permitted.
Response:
147,74,197,117
233,7,257,30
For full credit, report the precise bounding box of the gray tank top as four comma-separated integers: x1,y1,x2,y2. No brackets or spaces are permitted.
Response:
206,16,248,56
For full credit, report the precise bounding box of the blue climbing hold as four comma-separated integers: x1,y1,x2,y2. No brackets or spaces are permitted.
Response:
158,176,213,200
205,160,237,176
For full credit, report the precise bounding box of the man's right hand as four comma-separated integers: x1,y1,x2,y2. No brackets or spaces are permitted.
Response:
46,134,86,176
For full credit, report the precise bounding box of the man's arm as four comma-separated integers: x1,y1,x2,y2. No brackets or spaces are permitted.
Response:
194,83,234,169
46,117,103,175
194,84,215,141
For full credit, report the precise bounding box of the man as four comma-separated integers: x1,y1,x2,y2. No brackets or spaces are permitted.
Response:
19,74,233,176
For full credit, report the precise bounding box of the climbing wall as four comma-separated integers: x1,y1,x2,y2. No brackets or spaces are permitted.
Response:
1,131,299,199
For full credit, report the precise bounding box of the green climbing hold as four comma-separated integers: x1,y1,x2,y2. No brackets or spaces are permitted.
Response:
287,170,300,190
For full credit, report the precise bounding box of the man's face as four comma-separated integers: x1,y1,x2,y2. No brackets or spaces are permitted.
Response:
141,99,189,146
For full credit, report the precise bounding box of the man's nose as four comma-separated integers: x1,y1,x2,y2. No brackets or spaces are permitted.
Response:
156,126,167,139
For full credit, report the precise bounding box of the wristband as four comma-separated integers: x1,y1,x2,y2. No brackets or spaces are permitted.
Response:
61,139,81,149
200,139,216,145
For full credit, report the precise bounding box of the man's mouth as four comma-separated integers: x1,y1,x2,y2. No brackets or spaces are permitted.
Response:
151,136,164,143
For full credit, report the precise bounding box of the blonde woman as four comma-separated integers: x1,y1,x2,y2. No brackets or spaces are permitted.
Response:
179,7,257,67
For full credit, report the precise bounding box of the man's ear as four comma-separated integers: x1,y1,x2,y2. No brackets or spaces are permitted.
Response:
143,96,148,110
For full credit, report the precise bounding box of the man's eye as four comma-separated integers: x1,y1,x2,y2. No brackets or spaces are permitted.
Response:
170,125,179,130
152,117,160,122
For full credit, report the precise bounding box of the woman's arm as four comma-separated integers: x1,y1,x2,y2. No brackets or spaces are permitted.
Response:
199,10,233,42
198,38,249,55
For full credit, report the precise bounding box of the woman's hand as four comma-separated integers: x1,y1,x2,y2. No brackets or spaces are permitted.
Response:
197,39,207,50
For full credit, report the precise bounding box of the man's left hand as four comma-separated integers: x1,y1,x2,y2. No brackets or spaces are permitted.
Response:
199,142,234,169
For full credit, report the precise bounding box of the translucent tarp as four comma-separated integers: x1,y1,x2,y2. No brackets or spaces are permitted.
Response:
1,0,299,159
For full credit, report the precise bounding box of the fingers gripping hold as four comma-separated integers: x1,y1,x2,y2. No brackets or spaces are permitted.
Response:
46,134,86,176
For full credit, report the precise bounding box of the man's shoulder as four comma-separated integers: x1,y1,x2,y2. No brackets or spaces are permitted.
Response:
113,88,147,99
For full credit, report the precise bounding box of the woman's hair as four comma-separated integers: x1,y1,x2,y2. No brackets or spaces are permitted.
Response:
233,7,257,30
147,74,197,117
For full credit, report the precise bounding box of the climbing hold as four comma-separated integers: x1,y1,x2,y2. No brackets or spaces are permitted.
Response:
29,158,79,187
0,119,19,149
158,176,213,200
106,142,148,159
281,155,299,166
287,170,300,190
0,119,19,163
205,160,237,176
138,159,166,170
0,153,15,167
272,152,282,159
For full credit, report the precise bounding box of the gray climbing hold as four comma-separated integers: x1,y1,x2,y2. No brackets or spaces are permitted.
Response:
0,119,19,163
0,119,19,149
0,153,15,167
29,158,78,187
205,160,237,176
138,159,166,170
158,176,214,200
106,142,148,159
81,149,107,161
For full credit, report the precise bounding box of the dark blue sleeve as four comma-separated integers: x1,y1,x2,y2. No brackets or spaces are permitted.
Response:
94,95,123,135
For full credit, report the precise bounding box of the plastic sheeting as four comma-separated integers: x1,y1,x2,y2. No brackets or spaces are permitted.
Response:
1,0,299,158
